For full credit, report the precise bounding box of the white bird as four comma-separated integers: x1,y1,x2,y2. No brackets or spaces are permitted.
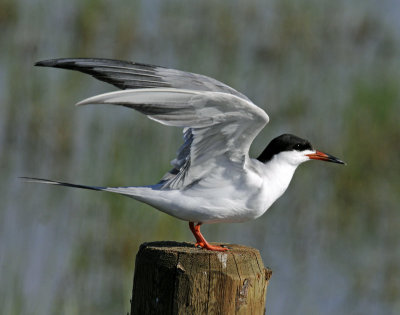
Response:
23,58,345,251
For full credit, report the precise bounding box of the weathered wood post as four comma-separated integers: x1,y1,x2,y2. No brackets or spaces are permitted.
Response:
130,241,272,315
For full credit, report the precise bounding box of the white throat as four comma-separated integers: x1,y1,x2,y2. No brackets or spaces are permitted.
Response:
258,150,312,211
263,155,297,192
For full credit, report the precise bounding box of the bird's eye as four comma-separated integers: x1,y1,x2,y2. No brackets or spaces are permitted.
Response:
294,144,302,150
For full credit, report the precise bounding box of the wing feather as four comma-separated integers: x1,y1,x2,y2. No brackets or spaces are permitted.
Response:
36,58,250,101
36,58,268,189
77,88,269,189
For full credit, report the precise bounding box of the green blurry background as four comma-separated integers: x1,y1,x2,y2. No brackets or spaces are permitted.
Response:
1,0,399,314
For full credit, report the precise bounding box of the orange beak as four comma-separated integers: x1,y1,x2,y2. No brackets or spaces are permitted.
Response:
306,150,345,165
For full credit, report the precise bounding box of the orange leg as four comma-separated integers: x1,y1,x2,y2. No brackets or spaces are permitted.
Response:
189,222,228,252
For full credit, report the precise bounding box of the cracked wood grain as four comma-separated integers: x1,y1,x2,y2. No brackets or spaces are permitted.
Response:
130,241,272,315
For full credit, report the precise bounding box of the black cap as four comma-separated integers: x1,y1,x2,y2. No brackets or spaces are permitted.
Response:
257,134,312,163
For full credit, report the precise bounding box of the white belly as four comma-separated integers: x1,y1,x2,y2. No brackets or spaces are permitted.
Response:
126,159,296,224
131,172,274,224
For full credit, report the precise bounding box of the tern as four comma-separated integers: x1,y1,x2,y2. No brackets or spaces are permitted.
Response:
24,58,345,251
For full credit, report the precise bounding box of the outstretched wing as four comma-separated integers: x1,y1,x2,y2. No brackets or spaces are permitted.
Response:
35,58,250,101
77,88,269,189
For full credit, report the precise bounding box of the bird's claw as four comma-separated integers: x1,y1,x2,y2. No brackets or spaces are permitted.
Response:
195,242,229,252
190,222,229,251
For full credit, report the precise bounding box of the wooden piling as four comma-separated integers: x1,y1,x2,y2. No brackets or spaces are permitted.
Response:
130,241,272,315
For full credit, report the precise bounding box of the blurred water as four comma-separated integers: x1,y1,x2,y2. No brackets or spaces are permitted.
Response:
1,0,400,314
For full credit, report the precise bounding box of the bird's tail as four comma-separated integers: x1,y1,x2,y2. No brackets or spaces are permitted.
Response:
21,177,188,221
20,177,146,197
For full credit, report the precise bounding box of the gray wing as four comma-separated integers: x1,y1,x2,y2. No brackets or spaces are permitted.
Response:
35,58,250,101
76,88,269,189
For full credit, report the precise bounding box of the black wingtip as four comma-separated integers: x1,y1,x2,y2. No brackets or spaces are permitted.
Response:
35,59,58,67
19,176,36,180
35,58,79,68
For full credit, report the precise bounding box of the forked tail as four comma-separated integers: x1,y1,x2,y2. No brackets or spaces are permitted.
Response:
20,177,147,197
20,177,105,191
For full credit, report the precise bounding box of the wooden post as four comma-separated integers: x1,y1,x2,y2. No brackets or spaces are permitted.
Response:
130,241,272,315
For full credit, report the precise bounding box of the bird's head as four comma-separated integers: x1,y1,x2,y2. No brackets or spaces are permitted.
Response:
257,134,345,166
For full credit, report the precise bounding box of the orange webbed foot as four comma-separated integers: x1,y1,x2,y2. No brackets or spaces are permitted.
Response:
189,222,229,251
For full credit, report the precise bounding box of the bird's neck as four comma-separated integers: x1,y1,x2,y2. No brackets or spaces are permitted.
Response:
261,156,299,199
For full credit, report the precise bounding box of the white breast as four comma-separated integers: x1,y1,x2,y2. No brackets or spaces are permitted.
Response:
124,155,299,224
244,156,298,220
